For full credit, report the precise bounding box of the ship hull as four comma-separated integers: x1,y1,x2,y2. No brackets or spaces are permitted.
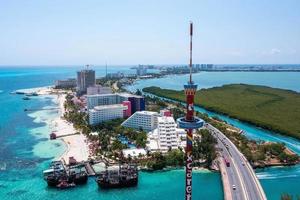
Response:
97,178,138,189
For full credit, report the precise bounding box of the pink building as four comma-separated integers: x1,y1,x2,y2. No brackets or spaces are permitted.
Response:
160,109,171,117
122,101,132,118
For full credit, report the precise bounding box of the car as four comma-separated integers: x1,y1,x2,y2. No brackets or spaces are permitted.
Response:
242,162,245,166
232,185,236,190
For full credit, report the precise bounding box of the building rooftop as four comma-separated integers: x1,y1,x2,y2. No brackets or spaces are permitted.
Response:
135,110,159,115
86,92,143,98
91,104,127,111
118,93,143,98
157,116,175,123
87,93,116,98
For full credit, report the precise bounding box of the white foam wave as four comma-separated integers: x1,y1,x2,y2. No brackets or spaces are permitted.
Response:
257,173,299,180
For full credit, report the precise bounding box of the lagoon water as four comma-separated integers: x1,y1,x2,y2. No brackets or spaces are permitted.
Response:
0,66,300,199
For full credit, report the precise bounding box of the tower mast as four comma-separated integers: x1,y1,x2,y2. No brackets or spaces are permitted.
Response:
177,22,204,200
189,22,193,83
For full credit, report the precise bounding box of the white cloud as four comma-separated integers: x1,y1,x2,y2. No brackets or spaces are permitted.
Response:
262,48,281,56
270,48,281,55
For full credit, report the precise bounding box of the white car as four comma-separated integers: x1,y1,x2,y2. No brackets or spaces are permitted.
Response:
232,185,236,190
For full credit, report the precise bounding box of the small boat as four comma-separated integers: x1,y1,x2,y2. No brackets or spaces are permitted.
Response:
23,97,31,100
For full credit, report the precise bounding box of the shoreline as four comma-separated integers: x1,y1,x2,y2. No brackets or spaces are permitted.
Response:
52,92,90,164
21,86,90,165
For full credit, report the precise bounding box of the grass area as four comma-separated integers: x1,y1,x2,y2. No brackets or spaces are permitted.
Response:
143,84,300,140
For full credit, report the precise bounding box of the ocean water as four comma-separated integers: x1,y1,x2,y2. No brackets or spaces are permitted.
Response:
1,66,300,200
128,71,300,92
0,66,222,200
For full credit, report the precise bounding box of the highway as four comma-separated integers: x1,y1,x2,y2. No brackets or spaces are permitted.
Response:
205,123,267,200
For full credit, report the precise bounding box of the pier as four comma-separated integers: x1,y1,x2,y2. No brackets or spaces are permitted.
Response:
85,162,96,176
50,133,80,140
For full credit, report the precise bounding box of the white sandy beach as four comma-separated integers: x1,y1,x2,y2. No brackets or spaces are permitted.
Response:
22,86,90,164
52,93,90,164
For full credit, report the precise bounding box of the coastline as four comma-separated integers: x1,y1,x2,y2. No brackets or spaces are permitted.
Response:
20,86,90,164
52,92,90,164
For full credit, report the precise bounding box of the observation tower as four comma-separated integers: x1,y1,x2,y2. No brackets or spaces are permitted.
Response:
177,22,204,200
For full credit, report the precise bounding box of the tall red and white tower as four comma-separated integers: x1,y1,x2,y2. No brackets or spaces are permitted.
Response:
177,22,204,200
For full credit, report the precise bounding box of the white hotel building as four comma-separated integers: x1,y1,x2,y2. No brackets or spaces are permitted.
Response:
147,116,186,153
89,104,128,125
121,111,159,132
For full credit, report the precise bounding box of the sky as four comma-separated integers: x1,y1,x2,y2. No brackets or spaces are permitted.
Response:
0,0,300,65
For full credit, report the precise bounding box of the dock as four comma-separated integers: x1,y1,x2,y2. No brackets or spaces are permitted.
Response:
85,162,96,176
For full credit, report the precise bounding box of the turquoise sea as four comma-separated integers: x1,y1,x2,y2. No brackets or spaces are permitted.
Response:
0,66,300,200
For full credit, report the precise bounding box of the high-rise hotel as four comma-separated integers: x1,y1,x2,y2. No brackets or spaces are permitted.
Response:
76,69,95,95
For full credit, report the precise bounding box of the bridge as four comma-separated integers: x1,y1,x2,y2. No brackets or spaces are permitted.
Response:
205,123,267,200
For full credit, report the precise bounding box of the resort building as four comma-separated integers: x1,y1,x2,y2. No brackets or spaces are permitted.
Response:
160,109,172,117
122,101,132,118
77,69,95,95
118,93,145,114
147,116,186,153
87,94,118,109
55,78,77,89
87,93,145,114
87,85,112,95
88,104,128,125
121,111,159,132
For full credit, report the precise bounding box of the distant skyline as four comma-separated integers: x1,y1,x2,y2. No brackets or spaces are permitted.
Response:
0,0,300,65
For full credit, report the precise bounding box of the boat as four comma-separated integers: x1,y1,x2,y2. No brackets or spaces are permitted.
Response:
23,97,31,100
56,180,76,189
43,161,66,186
96,163,138,189
69,170,88,185
43,161,88,187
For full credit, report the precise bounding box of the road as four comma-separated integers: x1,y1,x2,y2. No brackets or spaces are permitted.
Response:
205,123,267,200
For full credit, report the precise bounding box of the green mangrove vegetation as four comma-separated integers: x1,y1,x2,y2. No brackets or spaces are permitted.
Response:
143,84,300,140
